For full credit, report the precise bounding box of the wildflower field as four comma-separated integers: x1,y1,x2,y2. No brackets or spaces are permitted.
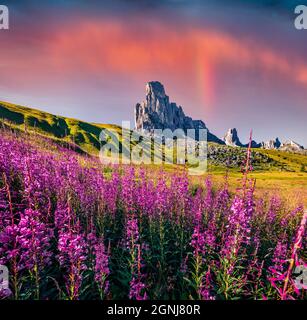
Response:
0,129,306,300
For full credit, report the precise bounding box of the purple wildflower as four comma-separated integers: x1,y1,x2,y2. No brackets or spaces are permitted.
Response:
16,209,53,271
57,231,87,300
94,239,110,298
129,245,147,300
129,277,148,300
126,216,139,250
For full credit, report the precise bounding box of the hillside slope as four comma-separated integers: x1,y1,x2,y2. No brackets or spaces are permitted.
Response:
0,101,118,154
1,100,306,172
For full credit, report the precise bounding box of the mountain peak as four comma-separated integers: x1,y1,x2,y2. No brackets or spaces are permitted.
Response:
145,81,166,98
223,128,243,147
280,140,304,151
261,137,281,149
135,81,224,143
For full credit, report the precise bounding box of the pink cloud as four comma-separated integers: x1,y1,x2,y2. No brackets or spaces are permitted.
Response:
1,16,307,112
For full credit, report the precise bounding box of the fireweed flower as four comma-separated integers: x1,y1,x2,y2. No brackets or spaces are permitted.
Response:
0,131,306,300
200,268,215,300
22,154,55,213
94,239,110,298
126,216,140,250
16,209,53,271
0,210,53,269
281,210,307,299
267,196,281,225
0,222,20,299
76,167,105,215
135,168,155,216
0,208,53,299
129,277,147,300
55,202,70,231
270,242,288,275
280,206,304,229
0,224,19,266
87,231,98,248
190,209,205,257
170,173,190,218
190,227,206,257
214,187,230,216
129,244,147,300
225,194,252,252
0,184,12,227
121,167,136,213
204,224,216,251
268,208,304,293
190,205,209,300
54,202,77,232
104,170,119,215
154,174,170,217
16,209,53,298
57,231,87,300
204,177,213,214
180,254,189,274
268,240,288,295
125,215,147,300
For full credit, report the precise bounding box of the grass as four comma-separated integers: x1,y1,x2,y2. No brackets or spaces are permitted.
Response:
202,171,307,206
256,148,307,172
0,101,115,155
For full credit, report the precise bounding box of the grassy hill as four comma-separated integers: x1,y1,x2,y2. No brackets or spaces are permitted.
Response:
0,101,120,155
0,101,165,164
1,100,306,173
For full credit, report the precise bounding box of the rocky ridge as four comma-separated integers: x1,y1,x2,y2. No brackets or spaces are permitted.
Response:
135,82,305,151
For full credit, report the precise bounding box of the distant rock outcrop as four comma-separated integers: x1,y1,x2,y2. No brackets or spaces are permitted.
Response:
135,82,224,143
261,138,281,149
279,140,304,152
223,128,261,148
259,138,304,152
249,140,262,148
134,82,305,151
223,128,243,147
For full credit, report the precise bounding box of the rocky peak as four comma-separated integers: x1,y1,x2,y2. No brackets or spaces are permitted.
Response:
145,81,166,98
261,138,281,149
135,81,224,143
223,128,243,147
279,140,304,151
134,82,305,151
260,138,305,151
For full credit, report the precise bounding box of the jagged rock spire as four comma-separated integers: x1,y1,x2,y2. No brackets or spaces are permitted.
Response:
135,81,224,143
223,128,243,147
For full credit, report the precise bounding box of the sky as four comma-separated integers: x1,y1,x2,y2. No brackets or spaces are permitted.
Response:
0,0,306,145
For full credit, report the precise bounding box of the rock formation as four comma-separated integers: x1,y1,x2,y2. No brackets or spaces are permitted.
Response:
135,82,224,143
134,82,305,151
261,138,281,149
223,128,243,147
279,140,304,152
